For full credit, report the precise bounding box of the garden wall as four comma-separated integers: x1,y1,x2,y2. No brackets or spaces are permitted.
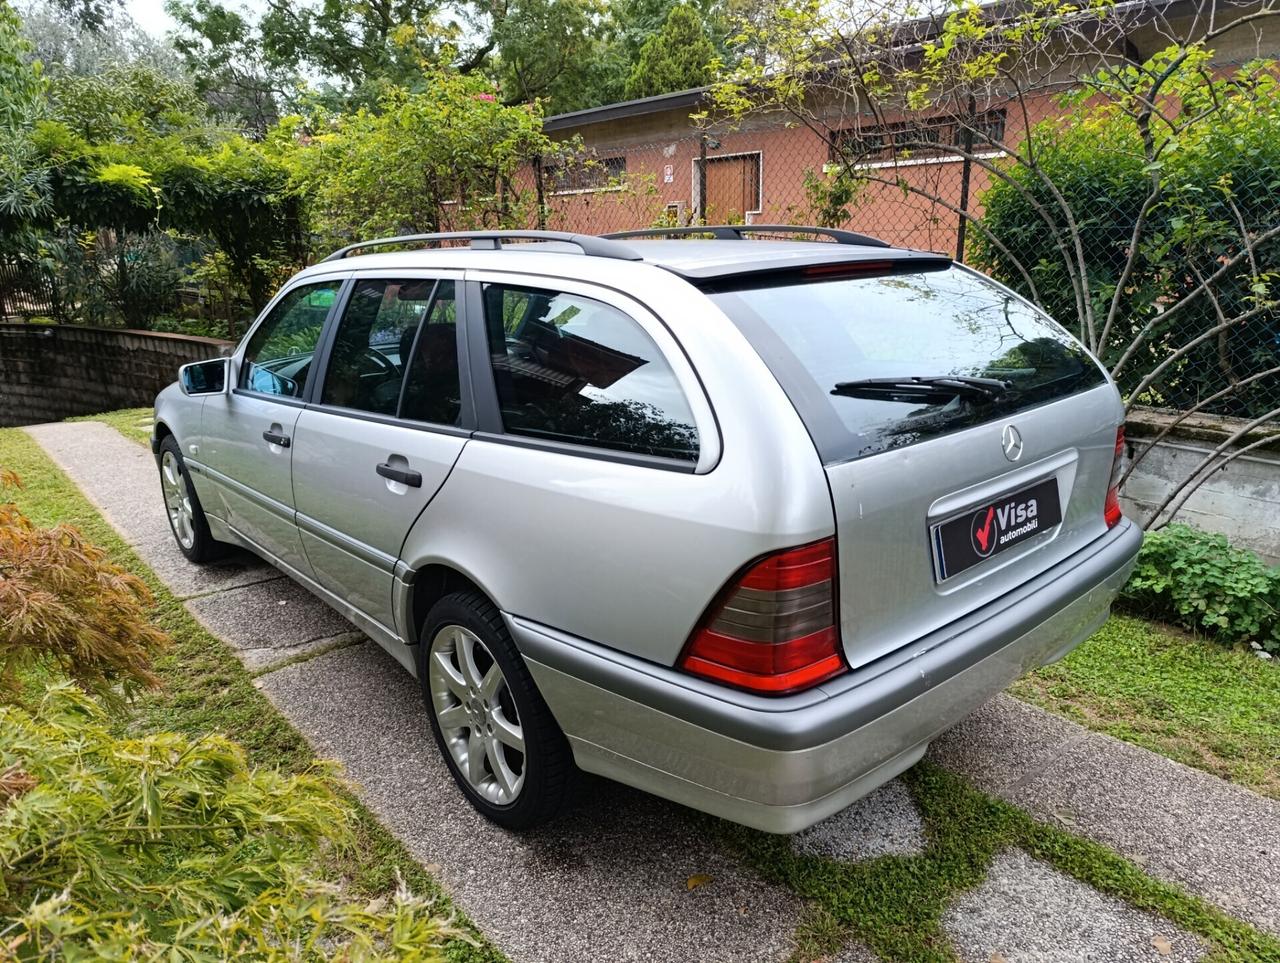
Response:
0,324,232,427
1123,408,1280,565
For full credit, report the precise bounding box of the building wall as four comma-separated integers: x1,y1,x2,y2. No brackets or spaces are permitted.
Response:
0,324,232,427
537,9,1277,247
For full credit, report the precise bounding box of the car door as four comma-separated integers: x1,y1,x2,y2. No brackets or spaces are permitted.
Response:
200,277,345,570
291,273,471,634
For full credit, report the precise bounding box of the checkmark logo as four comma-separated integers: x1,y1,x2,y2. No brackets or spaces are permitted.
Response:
972,506,996,556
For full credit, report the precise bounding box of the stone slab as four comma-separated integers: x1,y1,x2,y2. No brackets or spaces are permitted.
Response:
944,849,1207,963
934,696,1280,936
186,577,359,655
1003,734,1280,935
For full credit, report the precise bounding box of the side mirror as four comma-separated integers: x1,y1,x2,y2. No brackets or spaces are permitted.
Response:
179,358,230,396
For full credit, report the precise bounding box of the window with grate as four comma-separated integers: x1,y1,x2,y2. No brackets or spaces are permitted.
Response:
545,155,627,192
829,110,1006,164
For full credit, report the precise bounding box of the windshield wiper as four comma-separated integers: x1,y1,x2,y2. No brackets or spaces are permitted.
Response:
831,375,1012,402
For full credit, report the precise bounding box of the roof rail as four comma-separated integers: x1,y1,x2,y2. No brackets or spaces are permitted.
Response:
320,230,644,263
601,224,890,248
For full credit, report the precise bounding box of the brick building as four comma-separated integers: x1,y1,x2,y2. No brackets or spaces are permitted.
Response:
534,0,1277,253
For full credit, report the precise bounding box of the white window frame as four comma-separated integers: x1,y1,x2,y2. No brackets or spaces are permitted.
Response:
691,149,764,218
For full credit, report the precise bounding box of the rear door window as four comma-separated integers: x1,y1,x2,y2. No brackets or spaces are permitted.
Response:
706,265,1106,462
320,278,459,421
482,283,699,462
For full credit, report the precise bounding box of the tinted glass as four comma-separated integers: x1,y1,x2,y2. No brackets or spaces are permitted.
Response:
483,283,699,461
321,278,445,416
240,282,340,398
400,280,462,425
708,266,1106,462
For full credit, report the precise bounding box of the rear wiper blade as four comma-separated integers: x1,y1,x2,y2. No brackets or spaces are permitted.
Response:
831,375,1011,401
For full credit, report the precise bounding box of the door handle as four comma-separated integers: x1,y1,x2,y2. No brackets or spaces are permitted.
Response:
377,462,422,487
262,429,291,448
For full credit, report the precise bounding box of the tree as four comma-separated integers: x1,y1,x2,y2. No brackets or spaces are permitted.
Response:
710,0,1280,527
0,469,168,707
624,2,715,100
165,0,298,134
0,0,50,253
291,71,552,244
253,0,458,102
32,60,303,319
44,0,121,33
489,0,613,111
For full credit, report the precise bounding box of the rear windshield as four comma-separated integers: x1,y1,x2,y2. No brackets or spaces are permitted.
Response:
705,265,1107,463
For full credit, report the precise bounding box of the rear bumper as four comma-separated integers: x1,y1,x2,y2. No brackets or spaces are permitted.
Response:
509,519,1143,833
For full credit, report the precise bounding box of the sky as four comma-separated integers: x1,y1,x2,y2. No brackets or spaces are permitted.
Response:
124,0,179,35
124,0,268,36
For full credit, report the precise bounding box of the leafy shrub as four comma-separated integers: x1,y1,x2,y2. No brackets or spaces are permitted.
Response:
972,56,1280,419
0,684,463,960
0,469,169,707
1121,524,1280,654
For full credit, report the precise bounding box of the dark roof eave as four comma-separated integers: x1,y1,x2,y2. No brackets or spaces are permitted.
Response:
540,0,1210,134
543,86,710,132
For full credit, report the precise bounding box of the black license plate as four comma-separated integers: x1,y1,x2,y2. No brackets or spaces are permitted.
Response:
934,477,1062,580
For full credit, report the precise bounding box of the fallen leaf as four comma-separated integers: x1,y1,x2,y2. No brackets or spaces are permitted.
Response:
1152,935,1173,956
686,873,713,891
989,953,1008,963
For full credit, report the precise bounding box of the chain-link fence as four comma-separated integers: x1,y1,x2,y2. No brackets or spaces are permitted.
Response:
521,86,1280,431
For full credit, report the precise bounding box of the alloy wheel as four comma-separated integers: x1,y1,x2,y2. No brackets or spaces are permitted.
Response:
427,624,526,805
161,450,195,550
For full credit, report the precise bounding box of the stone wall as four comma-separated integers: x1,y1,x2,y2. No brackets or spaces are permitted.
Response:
0,324,232,427
1122,408,1280,564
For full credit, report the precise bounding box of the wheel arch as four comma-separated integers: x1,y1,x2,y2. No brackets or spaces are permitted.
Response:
406,562,500,646
151,419,174,455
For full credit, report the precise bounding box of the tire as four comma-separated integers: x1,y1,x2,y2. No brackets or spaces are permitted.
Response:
419,590,575,830
157,435,223,564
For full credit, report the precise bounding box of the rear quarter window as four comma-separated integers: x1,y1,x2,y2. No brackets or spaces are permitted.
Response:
482,283,700,462
706,265,1107,462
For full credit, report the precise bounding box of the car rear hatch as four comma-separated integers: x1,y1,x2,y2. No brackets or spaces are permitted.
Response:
703,260,1123,670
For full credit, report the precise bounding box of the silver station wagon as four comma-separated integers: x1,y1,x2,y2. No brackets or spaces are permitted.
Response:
152,227,1142,833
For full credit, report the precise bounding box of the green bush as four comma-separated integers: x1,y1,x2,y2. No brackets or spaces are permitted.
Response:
0,684,463,961
1120,524,1280,655
972,56,1280,419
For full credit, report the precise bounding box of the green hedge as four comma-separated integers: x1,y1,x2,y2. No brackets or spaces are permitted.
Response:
1120,524,1280,655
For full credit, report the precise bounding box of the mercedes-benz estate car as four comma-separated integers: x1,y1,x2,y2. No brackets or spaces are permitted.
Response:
152,226,1142,833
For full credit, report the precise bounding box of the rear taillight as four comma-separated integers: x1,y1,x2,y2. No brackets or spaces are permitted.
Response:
679,538,846,695
1104,427,1125,528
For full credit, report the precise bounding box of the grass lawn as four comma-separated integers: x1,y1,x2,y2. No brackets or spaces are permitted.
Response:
1011,614,1280,799
69,405,153,445
0,426,505,963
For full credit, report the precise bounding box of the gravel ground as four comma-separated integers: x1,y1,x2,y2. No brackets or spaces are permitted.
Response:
790,779,926,862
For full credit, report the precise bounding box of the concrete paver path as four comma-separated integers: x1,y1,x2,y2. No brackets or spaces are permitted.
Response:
23,419,1280,960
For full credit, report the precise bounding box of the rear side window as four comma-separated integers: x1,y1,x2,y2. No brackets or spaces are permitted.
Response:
321,278,459,423
482,283,699,462
240,281,340,398
400,281,461,425
707,266,1106,462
